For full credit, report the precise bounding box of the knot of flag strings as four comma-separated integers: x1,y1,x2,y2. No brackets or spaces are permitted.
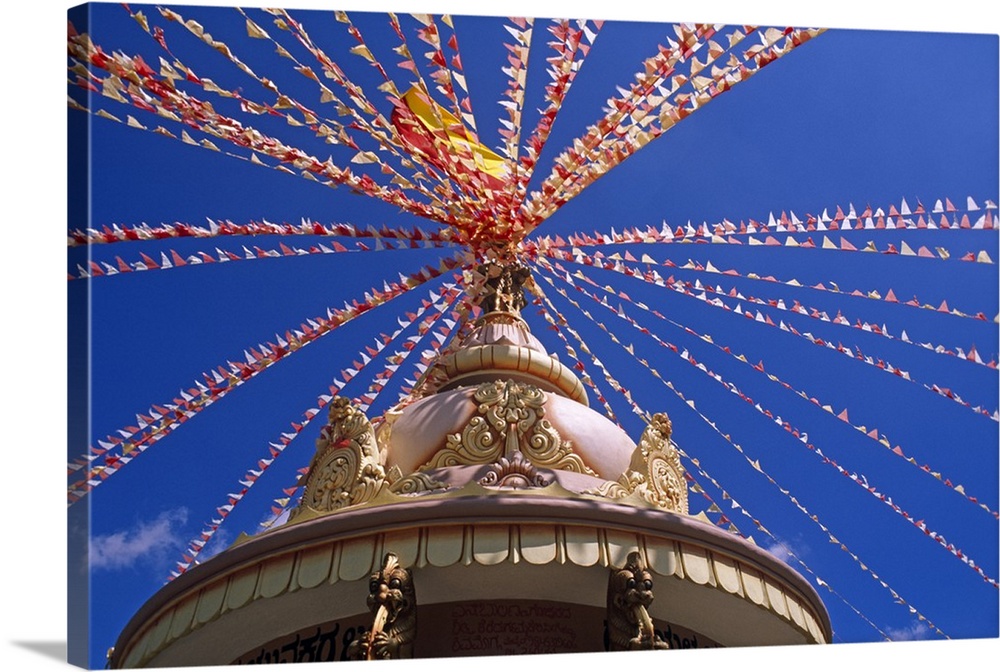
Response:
72,8,824,259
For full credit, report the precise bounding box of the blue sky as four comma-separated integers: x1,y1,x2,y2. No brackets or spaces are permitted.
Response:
70,1,998,666
9,1,1000,671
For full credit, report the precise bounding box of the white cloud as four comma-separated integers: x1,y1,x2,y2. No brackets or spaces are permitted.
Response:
256,506,292,532
762,534,810,566
195,528,233,564
886,621,933,641
90,508,189,572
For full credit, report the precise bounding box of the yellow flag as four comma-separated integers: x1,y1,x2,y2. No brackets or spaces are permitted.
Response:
399,87,505,178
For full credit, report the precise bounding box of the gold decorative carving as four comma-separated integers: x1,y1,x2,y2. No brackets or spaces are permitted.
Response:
374,407,403,462
479,451,551,489
607,551,669,651
422,380,595,475
295,397,386,515
389,472,451,495
347,552,417,660
616,413,688,514
582,480,631,499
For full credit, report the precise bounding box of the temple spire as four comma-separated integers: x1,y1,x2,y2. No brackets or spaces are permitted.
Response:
472,260,532,315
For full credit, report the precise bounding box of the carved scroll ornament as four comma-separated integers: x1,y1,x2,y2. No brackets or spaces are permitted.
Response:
422,379,595,476
479,451,551,489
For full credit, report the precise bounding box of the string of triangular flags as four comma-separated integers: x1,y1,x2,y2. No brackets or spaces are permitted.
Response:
68,24,450,226
67,256,465,504
553,259,998,519
207,5,471,213
524,26,824,228
173,280,462,573
529,287,623,425
549,231,994,264
68,219,453,248
356,288,463,415
70,239,458,280
260,287,463,528
678,453,890,641
537,260,998,581
532,263,937,635
396,284,488,403
541,247,999,420
551,251,998,371
64,76,341,193
531,262,952,634
665,374,984,619
381,11,506,224
540,196,996,248
74,10,834,246
532,271,749,543
330,9,505,229
539,243,996,323
512,18,601,221
176,280,460,574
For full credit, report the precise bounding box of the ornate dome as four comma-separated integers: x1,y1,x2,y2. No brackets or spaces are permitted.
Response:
108,262,830,669
374,306,637,484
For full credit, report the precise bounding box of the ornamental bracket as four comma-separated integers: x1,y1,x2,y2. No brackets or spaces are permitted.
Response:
616,413,688,513
292,397,386,518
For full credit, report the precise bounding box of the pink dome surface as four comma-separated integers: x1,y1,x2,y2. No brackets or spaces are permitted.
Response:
381,384,635,479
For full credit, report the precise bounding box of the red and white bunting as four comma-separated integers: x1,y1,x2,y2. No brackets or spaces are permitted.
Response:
171,280,462,574
70,240,459,280
542,261,1000,571
68,218,453,247
529,237,995,323
550,249,998,370
542,197,996,249
68,31,456,228
515,18,601,213
554,259,998,519
530,287,622,425
679,459,892,640
533,261,956,632
541,248,1000,421
67,255,467,505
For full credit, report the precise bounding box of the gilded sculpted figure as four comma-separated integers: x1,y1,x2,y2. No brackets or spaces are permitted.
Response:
348,553,417,660
607,551,669,651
